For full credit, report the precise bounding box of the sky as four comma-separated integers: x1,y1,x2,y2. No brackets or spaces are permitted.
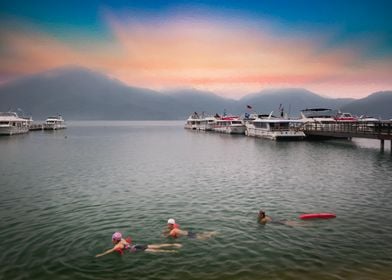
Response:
0,0,391,99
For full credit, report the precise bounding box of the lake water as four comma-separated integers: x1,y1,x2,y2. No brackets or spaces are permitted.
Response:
1,121,392,280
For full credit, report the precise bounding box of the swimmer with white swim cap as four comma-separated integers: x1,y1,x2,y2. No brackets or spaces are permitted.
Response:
164,218,218,240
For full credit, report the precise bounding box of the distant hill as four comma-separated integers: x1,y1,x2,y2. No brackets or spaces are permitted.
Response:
341,91,392,119
0,67,183,120
239,88,354,117
0,66,390,120
163,89,239,116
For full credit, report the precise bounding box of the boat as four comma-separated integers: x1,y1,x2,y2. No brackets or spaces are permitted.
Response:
334,111,357,122
0,112,31,135
184,112,217,131
245,112,305,140
299,108,337,131
200,116,217,131
358,115,380,122
213,116,246,134
43,115,66,130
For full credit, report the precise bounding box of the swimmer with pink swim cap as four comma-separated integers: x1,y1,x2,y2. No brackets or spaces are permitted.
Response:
95,231,182,257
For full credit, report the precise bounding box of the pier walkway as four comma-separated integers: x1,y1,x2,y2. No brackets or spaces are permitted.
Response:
302,121,392,151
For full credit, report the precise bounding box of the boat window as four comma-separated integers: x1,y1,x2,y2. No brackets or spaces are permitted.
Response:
0,121,9,125
231,121,242,124
270,122,289,129
254,122,268,128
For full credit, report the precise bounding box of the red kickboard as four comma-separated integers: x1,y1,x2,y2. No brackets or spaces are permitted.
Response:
299,213,336,219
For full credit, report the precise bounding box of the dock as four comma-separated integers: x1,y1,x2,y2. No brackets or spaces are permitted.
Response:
303,121,392,151
29,124,44,131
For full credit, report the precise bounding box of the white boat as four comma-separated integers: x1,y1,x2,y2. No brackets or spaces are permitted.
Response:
358,115,380,122
213,116,246,134
245,112,305,140
184,112,202,130
44,115,66,130
300,108,336,130
200,116,217,131
0,112,30,135
184,113,217,131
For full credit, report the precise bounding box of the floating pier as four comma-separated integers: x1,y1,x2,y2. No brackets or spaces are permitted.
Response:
302,121,392,152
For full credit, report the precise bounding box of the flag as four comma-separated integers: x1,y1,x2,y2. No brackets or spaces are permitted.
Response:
246,105,252,109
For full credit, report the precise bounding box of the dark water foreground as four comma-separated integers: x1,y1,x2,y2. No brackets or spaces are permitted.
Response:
0,121,391,280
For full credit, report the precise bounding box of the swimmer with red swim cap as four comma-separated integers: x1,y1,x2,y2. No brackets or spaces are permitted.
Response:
164,218,218,240
95,231,182,257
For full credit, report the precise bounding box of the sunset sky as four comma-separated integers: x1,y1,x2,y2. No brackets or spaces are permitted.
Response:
0,0,391,99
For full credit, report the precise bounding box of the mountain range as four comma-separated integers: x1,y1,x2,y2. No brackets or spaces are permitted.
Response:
0,66,391,120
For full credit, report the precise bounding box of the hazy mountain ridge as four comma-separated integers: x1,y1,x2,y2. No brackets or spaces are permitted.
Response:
239,88,355,116
0,67,391,120
341,91,392,119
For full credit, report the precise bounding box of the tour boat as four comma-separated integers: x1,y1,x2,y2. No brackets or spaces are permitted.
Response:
334,112,357,122
245,112,305,140
0,112,31,135
199,116,217,131
184,113,201,130
213,116,246,134
184,112,217,131
43,115,66,130
299,108,337,131
300,108,336,124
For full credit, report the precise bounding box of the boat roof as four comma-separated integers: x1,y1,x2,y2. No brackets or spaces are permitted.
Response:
254,118,300,123
0,112,18,117
301,108,332,112
0,112,28,121
220,116,240,120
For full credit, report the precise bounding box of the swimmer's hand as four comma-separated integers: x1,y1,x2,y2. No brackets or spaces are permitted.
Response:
95,248,116,258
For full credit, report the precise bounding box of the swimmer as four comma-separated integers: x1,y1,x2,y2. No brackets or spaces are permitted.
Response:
257,209,306,227
95,232,182,257
164,218,218,240
257,209,272,224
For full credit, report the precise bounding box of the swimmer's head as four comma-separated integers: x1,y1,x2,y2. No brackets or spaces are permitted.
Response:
258,209,265,218
167,218,176,228
112,232,122,243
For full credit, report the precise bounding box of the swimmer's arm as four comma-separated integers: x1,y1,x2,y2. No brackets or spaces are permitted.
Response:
163,229,170,237
95,247,116,258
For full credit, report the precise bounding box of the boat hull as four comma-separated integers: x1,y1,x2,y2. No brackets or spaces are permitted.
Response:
246,127,305,140
213,125,246,134
0,126,29,136
43,124,66,130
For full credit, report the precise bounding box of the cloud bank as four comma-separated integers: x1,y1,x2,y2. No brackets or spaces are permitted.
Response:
0,11,391,98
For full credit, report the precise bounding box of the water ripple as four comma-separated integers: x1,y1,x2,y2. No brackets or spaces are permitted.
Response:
1,122,392,279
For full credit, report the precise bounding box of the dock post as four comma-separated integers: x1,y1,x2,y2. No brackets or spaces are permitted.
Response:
380,139,385,151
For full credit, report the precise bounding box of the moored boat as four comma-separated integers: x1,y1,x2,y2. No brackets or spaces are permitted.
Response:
245,112,305,140
43,115,66,130
334,111,357,122
300,108,336,131
0,112,30,135
213,116,246,134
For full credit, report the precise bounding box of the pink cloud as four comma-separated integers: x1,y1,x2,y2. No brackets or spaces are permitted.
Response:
0,14,391,99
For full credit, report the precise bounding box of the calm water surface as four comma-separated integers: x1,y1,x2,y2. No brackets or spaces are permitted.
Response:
1,121,391,280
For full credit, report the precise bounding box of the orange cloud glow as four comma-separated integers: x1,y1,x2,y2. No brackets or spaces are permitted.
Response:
0,14,391,98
